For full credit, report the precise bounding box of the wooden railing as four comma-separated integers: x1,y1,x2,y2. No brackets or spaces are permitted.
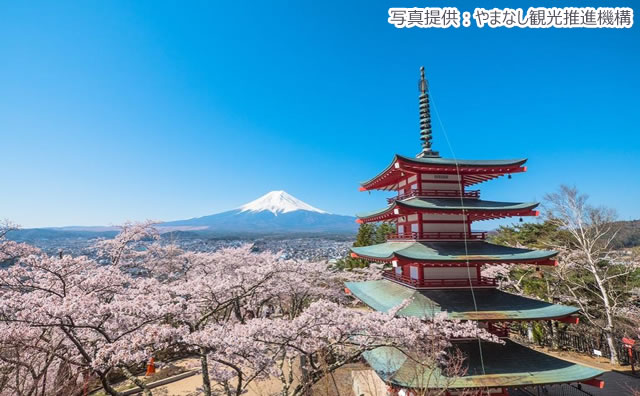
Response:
388,189,480,203
386,231,487,241
383,271,498,288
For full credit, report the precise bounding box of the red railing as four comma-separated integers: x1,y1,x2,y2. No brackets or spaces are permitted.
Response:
386,231,487,241
388,189,480,203
383,271,497,288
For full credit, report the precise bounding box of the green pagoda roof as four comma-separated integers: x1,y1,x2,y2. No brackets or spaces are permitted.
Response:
360,155,528,189
345,280,578,320
363,340,604,389
396,154,527,168
351,241,557,264
356,198,538,220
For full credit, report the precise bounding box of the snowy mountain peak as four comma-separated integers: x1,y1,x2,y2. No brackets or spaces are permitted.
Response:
238,191,328,216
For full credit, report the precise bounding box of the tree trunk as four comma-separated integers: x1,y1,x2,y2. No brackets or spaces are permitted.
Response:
605,331,619,365
99,373,123,396
120,367,152,396
548,321,559,350
200,348,212,396
299,355,310,396
592,264,619,365
527,322,534,343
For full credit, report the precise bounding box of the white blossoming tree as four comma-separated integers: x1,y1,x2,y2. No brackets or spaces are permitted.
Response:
545,185,640,364
0,222,178,396
0,222,499,396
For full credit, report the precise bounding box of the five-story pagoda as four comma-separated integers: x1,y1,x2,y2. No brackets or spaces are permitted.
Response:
345,68,605,396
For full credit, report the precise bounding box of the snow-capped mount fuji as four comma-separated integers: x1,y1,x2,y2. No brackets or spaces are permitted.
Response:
238,190,327,215
160,191,357,234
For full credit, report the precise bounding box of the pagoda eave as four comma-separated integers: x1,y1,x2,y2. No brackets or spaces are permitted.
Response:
356,200,540,223
351,252,557,267
345,280,579,320
363,340,604,390
360,155,528,191
350,241,558,266
357,210,539,223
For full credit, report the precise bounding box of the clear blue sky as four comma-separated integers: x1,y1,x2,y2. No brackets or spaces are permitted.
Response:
1,1,639,228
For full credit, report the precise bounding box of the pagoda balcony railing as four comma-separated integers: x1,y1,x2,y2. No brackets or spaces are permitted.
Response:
383,271,497,288
388,189,480,203
387,231,487,241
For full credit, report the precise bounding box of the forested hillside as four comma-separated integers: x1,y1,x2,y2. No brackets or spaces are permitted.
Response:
612,219,640,248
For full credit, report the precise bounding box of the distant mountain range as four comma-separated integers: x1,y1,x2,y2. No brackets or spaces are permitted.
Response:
612,220,640,249
161,191,357,234
9,191,640,246
9,191,358,241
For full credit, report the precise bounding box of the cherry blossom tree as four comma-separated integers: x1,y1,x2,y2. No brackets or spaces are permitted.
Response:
0,323,78,396
0,220,39,264
150,244,498,396
1,222,501,396
0,253,183,396
94,220,160,267
0,222,183,396
133,242,349,396
0,221,64,396
187,300,498,396
153,246,289,396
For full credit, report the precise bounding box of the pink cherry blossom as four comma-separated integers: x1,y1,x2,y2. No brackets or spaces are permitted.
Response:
0,222,500,396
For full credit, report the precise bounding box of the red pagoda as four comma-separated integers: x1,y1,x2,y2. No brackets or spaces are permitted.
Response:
345,68,605,395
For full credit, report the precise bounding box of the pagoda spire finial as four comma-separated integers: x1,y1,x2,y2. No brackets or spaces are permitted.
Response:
416,66,439,158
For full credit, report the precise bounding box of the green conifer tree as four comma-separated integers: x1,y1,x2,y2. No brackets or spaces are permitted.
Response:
375,222,396,244
354,223,377,247
336,223,382,269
